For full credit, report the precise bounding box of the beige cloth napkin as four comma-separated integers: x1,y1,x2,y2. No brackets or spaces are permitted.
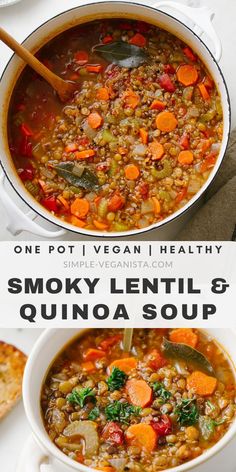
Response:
176,129,236,241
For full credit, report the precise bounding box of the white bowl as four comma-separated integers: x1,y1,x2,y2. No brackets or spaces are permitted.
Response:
23,328,236,472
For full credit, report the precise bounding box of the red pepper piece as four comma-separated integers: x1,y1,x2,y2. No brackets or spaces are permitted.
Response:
41,196,58,212
19,166,35,182
20,123,33,137
19,135,33,158
151,415,172,437
159,73,176,93
101,422,124,445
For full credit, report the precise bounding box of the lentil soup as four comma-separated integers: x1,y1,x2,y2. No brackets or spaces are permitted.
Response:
8,19,223,232
41,329,236,471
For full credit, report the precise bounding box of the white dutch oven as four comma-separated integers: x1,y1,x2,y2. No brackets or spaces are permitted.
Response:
0,1,231,239
21,328,236,472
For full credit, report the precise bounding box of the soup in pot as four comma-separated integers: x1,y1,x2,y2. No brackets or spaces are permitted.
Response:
41,329,235,470
8,19,223,232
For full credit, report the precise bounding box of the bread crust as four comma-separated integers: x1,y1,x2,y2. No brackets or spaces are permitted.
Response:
0,341,27,419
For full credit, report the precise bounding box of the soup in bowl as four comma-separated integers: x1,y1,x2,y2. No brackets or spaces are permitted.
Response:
39,329,236,471
8,17,224,234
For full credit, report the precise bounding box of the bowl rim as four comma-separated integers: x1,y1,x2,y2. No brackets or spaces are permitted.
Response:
0,0,231,238
23,327,236,472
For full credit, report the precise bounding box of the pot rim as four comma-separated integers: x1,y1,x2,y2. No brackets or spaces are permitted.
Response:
23,327,236,472
0,0,231,239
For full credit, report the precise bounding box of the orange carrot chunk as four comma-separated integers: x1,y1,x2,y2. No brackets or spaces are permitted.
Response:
71,198,89,218
126,379,153,407
107,357,137,375
177,64,198,86
169,328,198,348
123,90,140,109
108,194,125,212
129,33,146,47
178,150,194,165
187,371,217,396
150,100,166,111
96,87,110,101
149,141,164,160
125,164,140,180
198,83,210,100
140,128,148,144
74,149,96,160
83,348,106,361
155,111,178,133
88,112,103,129
93,220,109,230
65,143,78,153
125,424,157,452
86,65,102,73
152,197,161,215
81,361,96,372
70,216,86,228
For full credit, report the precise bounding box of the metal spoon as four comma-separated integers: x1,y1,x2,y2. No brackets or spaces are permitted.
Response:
0,26,78,102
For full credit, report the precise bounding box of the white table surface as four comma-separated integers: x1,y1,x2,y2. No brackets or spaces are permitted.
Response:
0,0,235,241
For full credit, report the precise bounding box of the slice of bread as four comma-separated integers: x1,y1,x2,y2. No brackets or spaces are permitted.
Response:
0,341,27,419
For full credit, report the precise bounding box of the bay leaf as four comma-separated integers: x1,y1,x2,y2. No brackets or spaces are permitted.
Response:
92,41,149,68
54,162,99,191
162,338,215,375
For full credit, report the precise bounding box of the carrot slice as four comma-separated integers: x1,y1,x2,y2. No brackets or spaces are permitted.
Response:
96,87,110,101
155,111,178,133
70,215,86,228
129,33,146,47
65,143,78,153
107,357,137,375
169,328,198,348
125,424,157,452
178,150,194,165
149,141,164,160
93,220,109,230
125,164,140,180
150,100,166,111
71,198,89,218
83,348,106,361
140,128,148,144
123,90,140,109
108,194,125,212
81,361,96,372
74,149,95,160
187,371,217,396
198,83,210,100
88,112,103,129
126,379,153,407
177,64,198,86
86,65,102,73
152,197,161,215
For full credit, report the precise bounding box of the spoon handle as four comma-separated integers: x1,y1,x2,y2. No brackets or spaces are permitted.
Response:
0,26,65,91
123,328,134,353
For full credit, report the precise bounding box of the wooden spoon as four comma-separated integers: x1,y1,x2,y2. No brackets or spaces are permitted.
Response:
0,26,78,102
123,328,134,353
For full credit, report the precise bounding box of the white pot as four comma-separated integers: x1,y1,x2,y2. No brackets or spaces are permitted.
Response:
22,328,236,472
0,1,231,239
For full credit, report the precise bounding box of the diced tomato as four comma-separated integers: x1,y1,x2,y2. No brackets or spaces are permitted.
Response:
41,196,58,212
102,422,124,445
163,64,176,75
151,415,172,437
74,50,89,65
159,73,176,93
129,33,146,47
99,334,122,351
103,35,113,44
200,153,217,173
18,166,35,182
20,123,33,137
83,348,106,361
145,349,167,370
179,133,189,150
183,47,197,62
78,137,89,146
19,135,33,158
175,187,187,204
139,182,149,200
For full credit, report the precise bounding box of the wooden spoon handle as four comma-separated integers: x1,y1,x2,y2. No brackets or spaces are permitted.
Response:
0,26,65,92
123,328,134,353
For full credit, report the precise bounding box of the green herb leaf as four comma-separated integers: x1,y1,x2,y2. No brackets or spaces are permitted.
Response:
105,400,141,424
88,406,100,420
67,387,96,408
162,338,214,375
54,162,100,191
93,41,149,68
175,398,199,426
152,382,172,401
107,367,127,391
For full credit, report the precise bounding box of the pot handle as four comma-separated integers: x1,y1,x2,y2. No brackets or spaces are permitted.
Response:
16,435,52,472
152,1,222,62
0,173,66,238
